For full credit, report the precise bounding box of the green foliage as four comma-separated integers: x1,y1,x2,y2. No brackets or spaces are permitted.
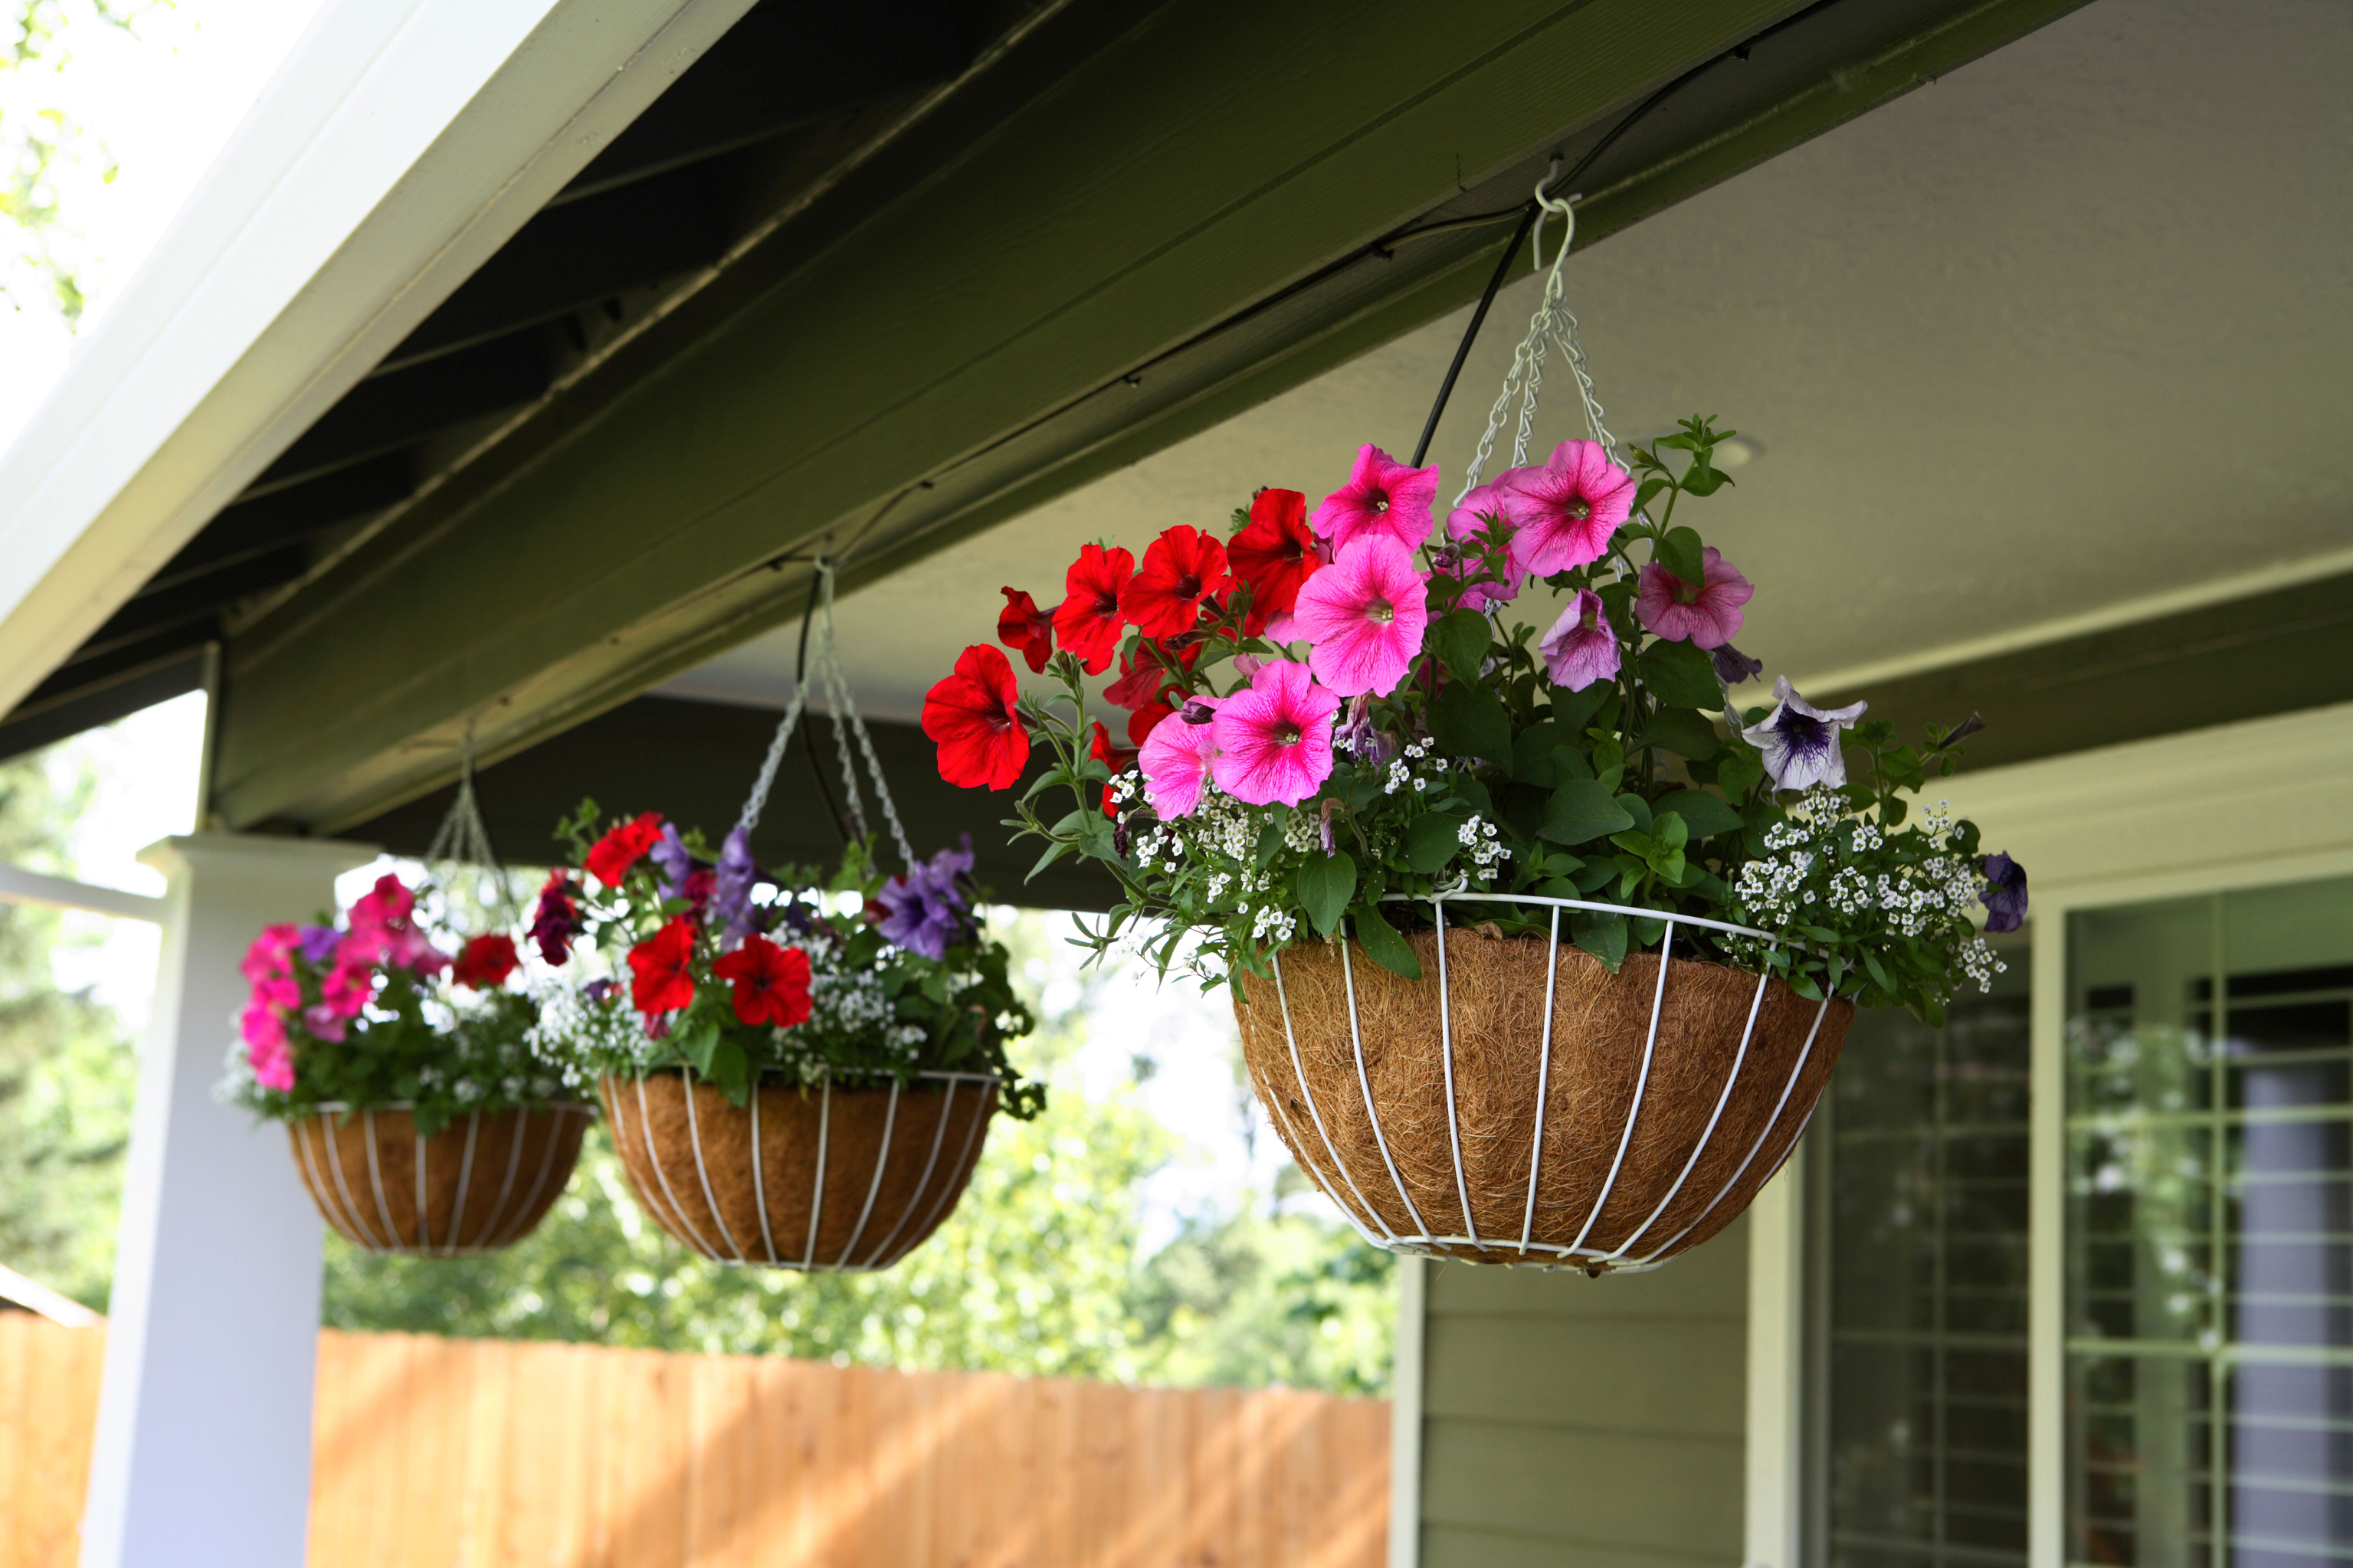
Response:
533,805,1040,1118
1004,414,2007,1023
0,751,132,1311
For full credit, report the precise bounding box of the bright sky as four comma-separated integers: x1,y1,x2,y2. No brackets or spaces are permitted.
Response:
8,0,1317,1241
0,0,331,446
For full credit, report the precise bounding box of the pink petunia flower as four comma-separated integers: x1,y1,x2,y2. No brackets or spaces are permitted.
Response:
1636,545,1753,649
1496,440,1635,577
1311,444,1440,552
1442,483,1520,611
320,962,375,1021
1211,661,1340,807
241,924,300,987
1539,589,1622,692
1139,698,1221,819
249,1035,295,1093
301,1002,349,1044
1290,535,1430,698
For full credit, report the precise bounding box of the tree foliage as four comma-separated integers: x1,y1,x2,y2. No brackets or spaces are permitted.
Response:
1,0,159,320
0,751,134,1310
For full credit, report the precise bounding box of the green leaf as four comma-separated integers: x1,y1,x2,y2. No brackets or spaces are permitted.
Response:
1632,476,1670,516
1680,462,1732,498
1026,839,1073,882
1548,681,1611,733
675,1017,721,1077
1656,526,1705,588
1352,903,1422,980
706,1037,750,1104
1540,780,1634,846
1431,608,1491,686
1637,707,1720,760
1512,722,1565,786
1429,678,1512,763
1616,793,1653,833
1405,813,1469,873
1652,813,1689,854
1294,853,1357,939
1571,909,1627,971
1653,787,1742,839
1636,639,1722,710
1714,748,1762,802
1253,820,1287,869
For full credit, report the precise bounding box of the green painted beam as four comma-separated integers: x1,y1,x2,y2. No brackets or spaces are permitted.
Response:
215,0,2088,833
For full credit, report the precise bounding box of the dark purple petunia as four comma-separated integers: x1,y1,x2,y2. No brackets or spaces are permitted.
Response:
529,872,583,966
876,836,978,961
1709,643,1765,686
1980,853,2028,933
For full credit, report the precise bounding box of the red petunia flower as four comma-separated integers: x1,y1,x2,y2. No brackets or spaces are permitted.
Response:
451,933,519,990
1103,633,1201,715
923,643,1031,791
1051,543,1134,674
1227,488,1320,633
1119,525,1233,639
586,811,665,888
996,587,1056,673
626,916,699,1016
711,933,812,1028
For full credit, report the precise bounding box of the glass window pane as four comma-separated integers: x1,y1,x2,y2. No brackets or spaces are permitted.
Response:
2066,877,2353,1568
1825,937,2030,1568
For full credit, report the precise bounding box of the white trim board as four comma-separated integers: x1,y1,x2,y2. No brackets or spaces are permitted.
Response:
0,863,165,922
0,0,762,716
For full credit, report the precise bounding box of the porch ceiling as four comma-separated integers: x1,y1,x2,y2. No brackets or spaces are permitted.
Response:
673,0,2353,739
151,0,2095,834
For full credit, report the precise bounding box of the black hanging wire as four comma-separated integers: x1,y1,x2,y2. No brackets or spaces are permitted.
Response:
795,568,850,844
1410,200,1542,467
1406,49,1739,466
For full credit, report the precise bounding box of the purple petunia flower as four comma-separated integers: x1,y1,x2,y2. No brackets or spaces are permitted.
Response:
650,823,694,902
1980,853,2028,933
1710,643,1765,687
297,924,341,966
1741,677,1867,791
713,826,760,948
876,836,977,961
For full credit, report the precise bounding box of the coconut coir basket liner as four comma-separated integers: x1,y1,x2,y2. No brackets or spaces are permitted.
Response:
288,1104,592,1255
1234,926,1851,1271
599,1071,998,1269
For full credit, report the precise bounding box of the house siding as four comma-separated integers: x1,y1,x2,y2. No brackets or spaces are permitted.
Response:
1417,1214,1748,1567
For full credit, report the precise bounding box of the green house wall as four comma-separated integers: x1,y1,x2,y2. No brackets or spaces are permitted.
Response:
1417,1215,1748,1567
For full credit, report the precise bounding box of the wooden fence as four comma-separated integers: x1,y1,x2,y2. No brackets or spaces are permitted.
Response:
0,1315,1388,1567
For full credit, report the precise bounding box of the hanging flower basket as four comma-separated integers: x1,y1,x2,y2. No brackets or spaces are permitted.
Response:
289,1102,592,1255
1234,899,1850,1272
597,1069,1001,1268
918,173,2024,1275
524,578,1042,1270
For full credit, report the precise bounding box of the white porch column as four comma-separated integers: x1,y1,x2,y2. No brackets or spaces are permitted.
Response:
80,834,375,1568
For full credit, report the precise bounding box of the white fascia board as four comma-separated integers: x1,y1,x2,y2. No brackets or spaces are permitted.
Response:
0,0,760,715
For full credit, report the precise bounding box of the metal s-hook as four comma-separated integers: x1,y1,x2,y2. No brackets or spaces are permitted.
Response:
1529,161,1580,273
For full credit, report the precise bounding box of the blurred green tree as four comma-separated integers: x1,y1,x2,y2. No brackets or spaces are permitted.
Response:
0,751,135,1310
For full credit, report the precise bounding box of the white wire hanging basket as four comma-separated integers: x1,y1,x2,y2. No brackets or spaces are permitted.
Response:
290,1103,595,1256
595,560,1013,1271
1235,894,1847,1274
600,1068,1001,1268
1230,178,1849,1273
